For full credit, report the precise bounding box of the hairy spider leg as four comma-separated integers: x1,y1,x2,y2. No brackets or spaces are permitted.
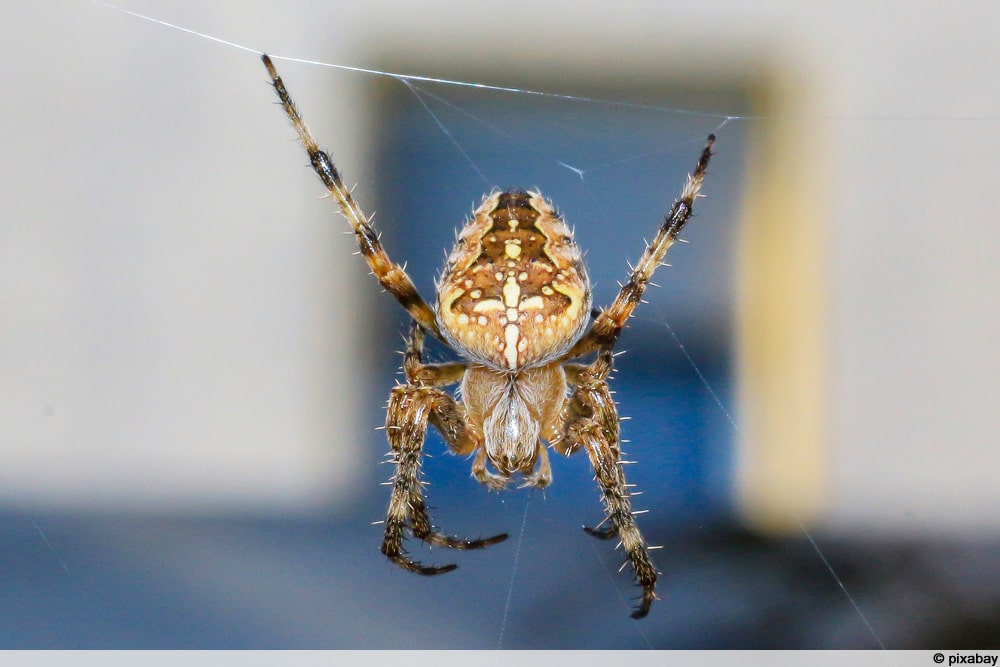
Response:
559,350,657,619
553,137,715,618
262,55,442,339
563,135,715,360
382,324,508,574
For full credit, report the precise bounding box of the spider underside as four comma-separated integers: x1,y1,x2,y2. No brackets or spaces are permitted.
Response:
262,54,714,620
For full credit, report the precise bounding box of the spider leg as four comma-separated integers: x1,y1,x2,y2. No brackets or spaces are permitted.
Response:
471,443,511,490
519,443,552,489
551,138,714,615
563,135,714,361
561,350,658,620
402,322,466,388
262,55,441,340
582,520,618,541
381,326,507,574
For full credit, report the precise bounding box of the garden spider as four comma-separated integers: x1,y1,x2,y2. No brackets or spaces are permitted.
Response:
262,54,714,619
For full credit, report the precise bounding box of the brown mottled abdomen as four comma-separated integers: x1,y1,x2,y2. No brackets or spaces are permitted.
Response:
437,190,592,370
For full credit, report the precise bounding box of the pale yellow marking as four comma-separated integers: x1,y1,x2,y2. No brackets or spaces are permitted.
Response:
541,285,554,295
473,298,504,313
458,313,470,325
508,219,518,231
520,295,545,310
469,289,482,299
506,307,518,322
504,241,521,259
518,271,528,281
534,313,544,323
552,281,583,321
504,323,519,367
494,271,504,281
437,287,465,323
478,316,489,326
503,278,521,308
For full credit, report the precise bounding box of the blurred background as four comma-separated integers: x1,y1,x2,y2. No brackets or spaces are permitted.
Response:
1,0,998,649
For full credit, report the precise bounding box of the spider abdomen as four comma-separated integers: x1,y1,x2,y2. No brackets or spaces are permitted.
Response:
437,190,592,370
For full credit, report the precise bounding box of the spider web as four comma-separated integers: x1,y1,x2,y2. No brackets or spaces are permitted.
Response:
4,0,906,651
333,40,882,651
376,78,753,646
331,62,785,646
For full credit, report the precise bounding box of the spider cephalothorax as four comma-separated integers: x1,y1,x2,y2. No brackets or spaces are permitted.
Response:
263,54,714,619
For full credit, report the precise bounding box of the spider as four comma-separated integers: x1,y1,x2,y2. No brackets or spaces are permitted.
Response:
262,54,714,619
